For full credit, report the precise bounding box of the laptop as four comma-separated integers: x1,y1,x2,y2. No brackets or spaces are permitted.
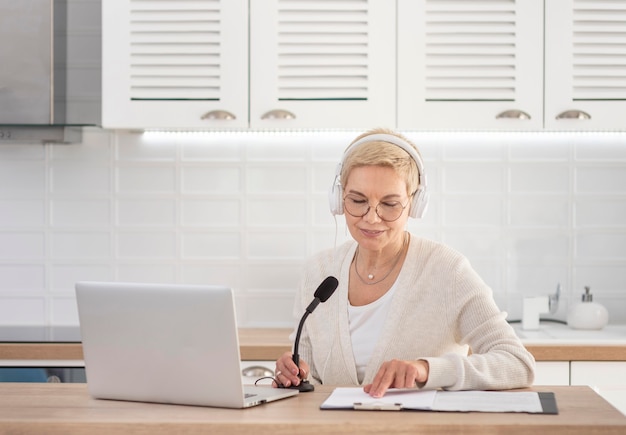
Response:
75,281,298,408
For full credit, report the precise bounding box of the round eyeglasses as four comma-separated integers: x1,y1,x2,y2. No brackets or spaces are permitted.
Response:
343,194,411,222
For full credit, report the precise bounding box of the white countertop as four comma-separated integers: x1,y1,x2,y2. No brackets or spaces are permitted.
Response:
512,323,626,345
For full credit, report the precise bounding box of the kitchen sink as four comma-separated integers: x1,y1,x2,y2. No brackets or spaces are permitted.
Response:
512,322,626,344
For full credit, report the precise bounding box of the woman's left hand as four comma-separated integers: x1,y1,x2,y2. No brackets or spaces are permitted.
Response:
363,359,429,398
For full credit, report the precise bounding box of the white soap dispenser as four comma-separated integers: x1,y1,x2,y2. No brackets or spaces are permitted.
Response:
567,286,609,330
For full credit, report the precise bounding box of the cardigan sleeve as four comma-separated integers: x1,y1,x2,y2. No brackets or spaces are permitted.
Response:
420,256,535,391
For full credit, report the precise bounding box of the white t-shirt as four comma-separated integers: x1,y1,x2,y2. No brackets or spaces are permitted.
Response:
348,282,397,383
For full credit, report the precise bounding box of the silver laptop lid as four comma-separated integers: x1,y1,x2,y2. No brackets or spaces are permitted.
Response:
76,281,249,408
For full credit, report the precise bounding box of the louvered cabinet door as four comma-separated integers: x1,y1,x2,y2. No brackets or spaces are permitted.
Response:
545,0,626,130
249,0,396,129
397,0,543,131
102,0,248,129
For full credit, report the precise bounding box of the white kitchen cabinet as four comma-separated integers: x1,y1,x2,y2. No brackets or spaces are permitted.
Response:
102,0,249,129
397,0,544,131
571,361,626,416
544,0,626,130
397,0,626,131
533,361,570,386
249,0,395,129
102,0,395,130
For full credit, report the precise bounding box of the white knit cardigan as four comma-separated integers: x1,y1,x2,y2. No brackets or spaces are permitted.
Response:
292,236,535,390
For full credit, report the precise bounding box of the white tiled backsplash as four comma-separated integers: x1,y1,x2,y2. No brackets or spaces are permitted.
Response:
1,129,625,327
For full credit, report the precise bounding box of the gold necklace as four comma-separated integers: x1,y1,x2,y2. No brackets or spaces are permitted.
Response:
353,233,408,286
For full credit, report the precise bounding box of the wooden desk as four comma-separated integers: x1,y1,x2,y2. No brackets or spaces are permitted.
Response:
0,384,624,434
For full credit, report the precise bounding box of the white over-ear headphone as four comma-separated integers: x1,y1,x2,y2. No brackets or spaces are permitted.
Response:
328,133,429,219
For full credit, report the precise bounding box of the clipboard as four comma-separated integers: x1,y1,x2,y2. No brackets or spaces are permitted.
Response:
320,388,559,414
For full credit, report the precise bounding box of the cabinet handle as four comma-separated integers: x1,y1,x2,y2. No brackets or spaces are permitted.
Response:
201,110,236,121
556,110,591,120
261,109,296,120
496,110,531,120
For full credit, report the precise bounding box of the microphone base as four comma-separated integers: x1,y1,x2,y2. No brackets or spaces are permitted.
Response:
280,379,315,393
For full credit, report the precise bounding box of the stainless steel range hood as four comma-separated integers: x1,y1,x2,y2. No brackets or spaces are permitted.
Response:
0,0,101,144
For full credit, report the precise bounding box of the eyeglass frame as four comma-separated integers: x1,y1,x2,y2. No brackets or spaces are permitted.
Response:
342,193,414,222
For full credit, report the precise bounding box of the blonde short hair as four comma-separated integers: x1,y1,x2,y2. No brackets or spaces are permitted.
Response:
340,128,422,196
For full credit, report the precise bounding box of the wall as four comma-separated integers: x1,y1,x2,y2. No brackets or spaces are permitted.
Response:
0,129,625,327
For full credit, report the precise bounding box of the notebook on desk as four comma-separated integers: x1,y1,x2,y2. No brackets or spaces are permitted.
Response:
75,281,298,408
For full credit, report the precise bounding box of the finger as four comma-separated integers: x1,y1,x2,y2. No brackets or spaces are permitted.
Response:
369,362,394,398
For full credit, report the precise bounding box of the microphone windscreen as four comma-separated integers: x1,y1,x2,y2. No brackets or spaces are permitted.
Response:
314,276,339,303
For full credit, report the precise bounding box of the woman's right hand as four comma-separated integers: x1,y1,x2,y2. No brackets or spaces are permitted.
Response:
273,351,310,388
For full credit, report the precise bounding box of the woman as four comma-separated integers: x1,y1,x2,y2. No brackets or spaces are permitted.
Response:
274,128,535,398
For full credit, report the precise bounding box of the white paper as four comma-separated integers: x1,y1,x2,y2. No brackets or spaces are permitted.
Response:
321,388,437,410
434,391,543,413
321,388,544,413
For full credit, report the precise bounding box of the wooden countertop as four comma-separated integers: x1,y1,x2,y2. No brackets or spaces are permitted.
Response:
2,328,626,362
0,383,624,434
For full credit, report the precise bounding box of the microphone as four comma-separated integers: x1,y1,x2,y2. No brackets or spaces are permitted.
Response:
284,276,338,393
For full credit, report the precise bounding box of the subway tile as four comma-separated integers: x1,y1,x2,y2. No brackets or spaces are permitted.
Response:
51,199,110,227
243,263,302,291
181,166,241,194
246,198,307,227
182,264,242,288
50,264,113,293
576,166,626,194
0,297,46,325
2,130,626,326
312,162,337,194
117,166,176,194
116,199,176,227
246,166,307,194
180,136,242,161
508,140,571,161
181,199,241,227
507,265,567,299
0,232,45,260
0,161,46,194
51,134,110,161
241,290,296,327
575,231,626,260
117,133,178,161
575,137,626,161
247,232,307,259
575,198,626,227
506,230,570,264
50,232,111,259
443,164,504,193
116,231,176,259
0,264,46,292
509,195,570,227
509,163,570,193
442,230,505,259
0,200,45,227
310,228,352,255
246,138,308,161
0,143,46,160
180,231,240,259
442,140,507,161
116,264,177,283
442,195,503,227
574,265,626,292
312,196,340,227
50,297,79,326
51,164,110,194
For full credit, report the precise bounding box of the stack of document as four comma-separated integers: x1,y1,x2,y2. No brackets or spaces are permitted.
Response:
320,388,557,414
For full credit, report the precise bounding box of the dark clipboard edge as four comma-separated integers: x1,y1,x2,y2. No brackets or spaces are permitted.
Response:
538,392,559,414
